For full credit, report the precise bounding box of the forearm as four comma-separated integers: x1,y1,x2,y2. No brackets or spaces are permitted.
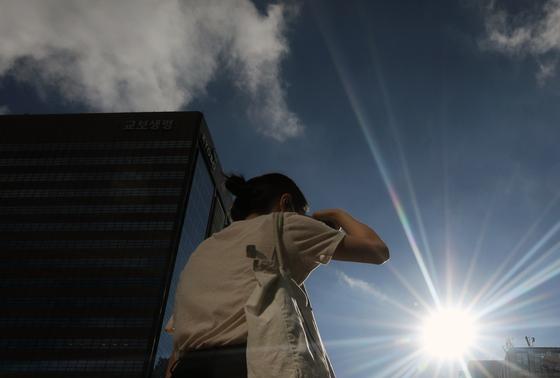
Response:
314,208,389,264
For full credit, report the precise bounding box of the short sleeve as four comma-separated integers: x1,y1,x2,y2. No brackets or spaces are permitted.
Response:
283,213,345,283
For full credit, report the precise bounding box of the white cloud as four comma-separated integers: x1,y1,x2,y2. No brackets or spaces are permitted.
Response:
0,105,8,114
336,270,388,301
483,0,560,84
0,0,302,141
536,58,558,84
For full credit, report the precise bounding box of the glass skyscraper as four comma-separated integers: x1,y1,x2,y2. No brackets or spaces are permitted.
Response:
0,112,231,377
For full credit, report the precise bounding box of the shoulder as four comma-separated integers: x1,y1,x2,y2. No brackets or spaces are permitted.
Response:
282,212,344,250
283,212,318,225
212,214,273,238
283,212,335,233
281,212,345,280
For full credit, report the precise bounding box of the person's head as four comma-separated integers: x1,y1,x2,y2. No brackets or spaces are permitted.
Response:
225,173,308,221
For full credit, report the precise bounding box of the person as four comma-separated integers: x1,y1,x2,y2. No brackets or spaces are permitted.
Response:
165,173,389,377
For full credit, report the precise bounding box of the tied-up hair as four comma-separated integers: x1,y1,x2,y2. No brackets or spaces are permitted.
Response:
225,173,308,221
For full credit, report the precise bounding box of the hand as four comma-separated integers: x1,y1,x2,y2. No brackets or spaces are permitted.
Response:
311,208,346,230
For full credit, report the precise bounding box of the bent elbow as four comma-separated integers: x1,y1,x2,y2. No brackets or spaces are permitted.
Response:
379,244,390,264
367,241,389,265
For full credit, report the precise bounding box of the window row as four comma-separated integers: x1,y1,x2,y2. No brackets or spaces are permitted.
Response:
2,257,166,268
0,221,175,232
3,297,158,306
1,277,163,289
0,170,185,182
0,139,191,151
0,359,144,372
0,317,153,328
0,204,178,214
0,155,189,166
0,338,147,349
1,187,181,198
5,240,171,249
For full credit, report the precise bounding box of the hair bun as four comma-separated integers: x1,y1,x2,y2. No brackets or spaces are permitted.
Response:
225,174,250,197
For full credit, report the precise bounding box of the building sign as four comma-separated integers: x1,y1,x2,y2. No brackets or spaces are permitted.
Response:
123,119,174,130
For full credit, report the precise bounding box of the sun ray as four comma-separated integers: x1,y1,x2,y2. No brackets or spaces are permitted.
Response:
335,269,424,318
488,237,560,299
391,358,422,377
311,2,441,308
458,358,473,378
321,309,421,335
361,319,423,332
478,239,560,316
480,293,549,321
375,350,424,378
438,74,455,310
469,191,560,308
478,248,560,318
361,16,440,292
325,334,400,349
458,194,496,307
470,342,504,362
325,314,421,334
457,168,519,308
387,264,432,312
487,317,560,332
433,360,444,378
476,199,560,305
344,342,416,376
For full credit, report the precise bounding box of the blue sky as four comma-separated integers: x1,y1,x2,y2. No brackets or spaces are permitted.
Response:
2,0,560,376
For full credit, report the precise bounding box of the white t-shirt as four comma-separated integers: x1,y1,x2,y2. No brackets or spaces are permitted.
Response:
169,212,345,355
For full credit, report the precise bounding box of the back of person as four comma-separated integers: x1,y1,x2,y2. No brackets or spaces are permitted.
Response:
172,211,344,355
166,173,389,378
172,214,273,354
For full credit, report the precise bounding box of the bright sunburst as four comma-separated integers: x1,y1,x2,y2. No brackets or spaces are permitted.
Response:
420,307,478,360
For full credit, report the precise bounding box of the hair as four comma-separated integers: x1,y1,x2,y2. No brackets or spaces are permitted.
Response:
225,173,308,221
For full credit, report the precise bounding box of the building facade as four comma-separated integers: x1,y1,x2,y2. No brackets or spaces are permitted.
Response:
504,347,560,378
0,112,231,377
466,348,560,378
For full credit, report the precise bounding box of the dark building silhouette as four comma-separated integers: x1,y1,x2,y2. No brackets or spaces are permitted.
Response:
0,112,231,377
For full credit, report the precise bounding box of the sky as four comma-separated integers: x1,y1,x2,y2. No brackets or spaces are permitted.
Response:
1,0,560,376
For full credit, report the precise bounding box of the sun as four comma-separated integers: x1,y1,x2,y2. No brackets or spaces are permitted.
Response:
419,307,478,360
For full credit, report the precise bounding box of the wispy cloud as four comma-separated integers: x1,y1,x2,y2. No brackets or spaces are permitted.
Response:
483,0,560,84
336,270,424,319
0,0,302,141
336,270,388,301
0,105,9,114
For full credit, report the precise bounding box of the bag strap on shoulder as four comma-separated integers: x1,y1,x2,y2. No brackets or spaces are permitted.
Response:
272,212,286,272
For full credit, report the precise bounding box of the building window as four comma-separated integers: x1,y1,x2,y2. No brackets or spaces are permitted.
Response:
208,197,227,236
152,152,215,375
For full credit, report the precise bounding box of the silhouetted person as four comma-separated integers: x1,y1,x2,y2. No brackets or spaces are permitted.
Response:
165,173,389,377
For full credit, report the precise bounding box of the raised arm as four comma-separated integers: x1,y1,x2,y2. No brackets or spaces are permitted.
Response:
313,208,389,264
